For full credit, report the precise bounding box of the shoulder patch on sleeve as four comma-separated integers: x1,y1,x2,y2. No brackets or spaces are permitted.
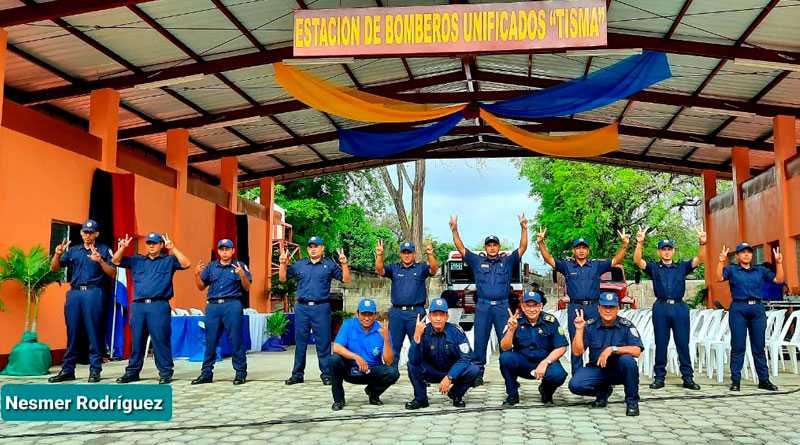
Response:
452,323,466,334
459,343,471,353
557,326,565,335
585,318,596,325
543,314,555,323
630,327,639,338
619,318,633,327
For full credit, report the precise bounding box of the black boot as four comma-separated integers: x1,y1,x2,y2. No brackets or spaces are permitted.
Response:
158,376,173,385
191,375,213,385
626,402,640,416
233,374,247,385
405,399,429,410
729,380,740,391
758,380,778,391
116,374,140,384
331,401,345,411
365,388,383,405
48,371,75,383
648,379,665,389
682,379,701,390
87,372,101,383
539,385,554,404
502,395,519,406
284,375,304,385
321,375,332,386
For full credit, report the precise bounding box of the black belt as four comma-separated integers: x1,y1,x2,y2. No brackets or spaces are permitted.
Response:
208,297,239,304
393,304,424,310
74,285,99,291
734,299,762,305
297,299,330,306
570,300,598,305
135,298,168,304
656,299,682,304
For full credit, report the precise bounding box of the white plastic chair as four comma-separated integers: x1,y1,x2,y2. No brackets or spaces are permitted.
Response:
764,309,787,377
773,310,800,374
696,310,724,372
704,312,729,382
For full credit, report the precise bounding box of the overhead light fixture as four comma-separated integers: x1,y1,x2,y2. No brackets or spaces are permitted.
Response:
692,106,756,118
203,116,262,129
733,58,800,72
134,73,206,90
283,57,355,65
565,48,642,57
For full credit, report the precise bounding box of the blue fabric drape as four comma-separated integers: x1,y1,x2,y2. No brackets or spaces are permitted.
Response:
339,112,464,157
481,51,671,118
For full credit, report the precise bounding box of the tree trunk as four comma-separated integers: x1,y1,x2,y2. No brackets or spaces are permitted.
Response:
23,286,31,332
411,159,425,252
379,161,427,256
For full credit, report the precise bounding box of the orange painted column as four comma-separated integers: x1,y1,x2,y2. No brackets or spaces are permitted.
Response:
220,156,239,211
773,115,799,294
260,177,276,312
730,147,751,242
702,170,718,308
166,129,189,245
88,88,120,172
0,28,7,125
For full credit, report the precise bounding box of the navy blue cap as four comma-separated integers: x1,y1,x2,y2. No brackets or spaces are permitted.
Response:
572,238,590,248
357,298,377,313
217,239,234,249
657,239,675,249
735,242,753,253
523,290,546,305
598,291,619,306
484,235,500,245
307,236,324,246
400,241,416,252
145,232,163,244
429,298,448,312
81,219,99,232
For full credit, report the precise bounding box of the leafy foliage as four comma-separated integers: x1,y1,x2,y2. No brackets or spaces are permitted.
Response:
0,246,63,332
265,310,290,337
519,159,705,277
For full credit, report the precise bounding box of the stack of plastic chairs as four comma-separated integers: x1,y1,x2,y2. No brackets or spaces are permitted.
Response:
771,310,800,374
763,309,787,377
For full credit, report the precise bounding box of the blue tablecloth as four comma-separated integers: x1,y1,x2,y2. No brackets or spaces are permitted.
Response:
171,315,251,360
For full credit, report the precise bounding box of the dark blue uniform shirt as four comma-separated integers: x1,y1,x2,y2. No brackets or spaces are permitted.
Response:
288,257,343,301
511,312,569,362
119,254,183,300
644,260,695,301
59,244,112,287
555,258,612,301
583,316,644,364
334,318,386,367
409,323,472,379
463,249,520,301
723,264,776,301
384,262,430,306
200,260,252,299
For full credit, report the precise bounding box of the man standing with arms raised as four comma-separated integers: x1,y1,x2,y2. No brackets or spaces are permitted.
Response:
450,214,528,385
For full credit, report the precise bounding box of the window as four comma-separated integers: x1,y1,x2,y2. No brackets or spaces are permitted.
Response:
50,220,82,281
754,245,765,264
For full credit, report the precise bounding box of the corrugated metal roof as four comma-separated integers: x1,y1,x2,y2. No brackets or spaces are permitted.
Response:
672,0,770,45
171,75,250,113
4,51,70,91
232,118,292,142
349,58,408,85
189,126,250,147
278,108,336,136
702,62,778,100
607,0,683,37
222,64,291,104
745,0,800,50
220,0,294,47
759,71,800,106
648,140,693,159
621,102,682,129
670,108,729,134
718,115,773,140
652,54,718,95
119,88,201,121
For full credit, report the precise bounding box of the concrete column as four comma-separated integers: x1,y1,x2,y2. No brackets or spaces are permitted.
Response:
730,147,750,242
260,177,276,312
220,156,239,211
0,29,7,126
166,129,189,244
773,115,799,294
88,88,120,171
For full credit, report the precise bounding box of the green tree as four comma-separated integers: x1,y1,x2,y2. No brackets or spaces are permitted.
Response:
519,159,705,277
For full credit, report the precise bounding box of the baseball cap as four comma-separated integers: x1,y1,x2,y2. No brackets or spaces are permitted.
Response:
357,298,377,313
735,242,753,253
572,238,590,248
429,298,448,312
400,242,416,252
523,290,546,305
81,219,99,232
484,235,500,245
217,239,234,249
145,232,163,243
599,291,619,307
307,236,324,246
657,239,675,249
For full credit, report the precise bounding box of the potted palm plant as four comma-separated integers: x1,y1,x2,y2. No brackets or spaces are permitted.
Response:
0,246,63,375
262,310,290,352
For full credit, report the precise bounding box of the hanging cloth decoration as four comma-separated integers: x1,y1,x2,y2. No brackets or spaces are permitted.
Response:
481,51,671,118
339,112,464,157
273,63,466,123
480,110,619,157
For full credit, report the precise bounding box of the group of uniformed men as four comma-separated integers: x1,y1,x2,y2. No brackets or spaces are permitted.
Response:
48,215,785,417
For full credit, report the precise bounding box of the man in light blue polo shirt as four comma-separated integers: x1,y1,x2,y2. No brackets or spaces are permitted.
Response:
324,298,399,411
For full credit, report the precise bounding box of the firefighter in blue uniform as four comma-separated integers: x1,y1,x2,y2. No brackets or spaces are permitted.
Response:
569,291,643,416
449,214,528,385
499,290,568,406
279,236,350,386
375,239,438,364
112,232,191,384
405,298,480,409
634,227,705,390
191,239,252,386
48,219,115,383
716,242,783,392
324,298,399,411
537,228,629,374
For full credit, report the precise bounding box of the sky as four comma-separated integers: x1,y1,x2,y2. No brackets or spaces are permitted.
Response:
401,158,548,272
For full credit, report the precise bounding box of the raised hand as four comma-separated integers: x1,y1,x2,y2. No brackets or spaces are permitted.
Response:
536,227,547,243
118,234,133,250
425,241,434,256
518,213,528,230
279,244,288,264
87,245,102,263
773,246,783,264
375,239,384,256
233,262,246,277
337,248,348,265
719,245,730,263
696,228,707,245
163,233,174,250
413,313,427,343
573,308,586,330
196,260,206,275
506,308,520,331
379,316,390,338
636,226,648,243
449,215,458,232
55,239,70,255
617,228,630,244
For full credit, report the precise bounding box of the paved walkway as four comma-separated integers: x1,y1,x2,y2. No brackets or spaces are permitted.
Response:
1,348,799,444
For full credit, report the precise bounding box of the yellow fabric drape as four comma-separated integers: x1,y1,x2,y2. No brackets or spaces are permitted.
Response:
274,62,466,123
480,110,619,157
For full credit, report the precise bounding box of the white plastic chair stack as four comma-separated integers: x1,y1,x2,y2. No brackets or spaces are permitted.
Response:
774,310,800,374
696,310,724,373
764,309,787,377
705,312,730,382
